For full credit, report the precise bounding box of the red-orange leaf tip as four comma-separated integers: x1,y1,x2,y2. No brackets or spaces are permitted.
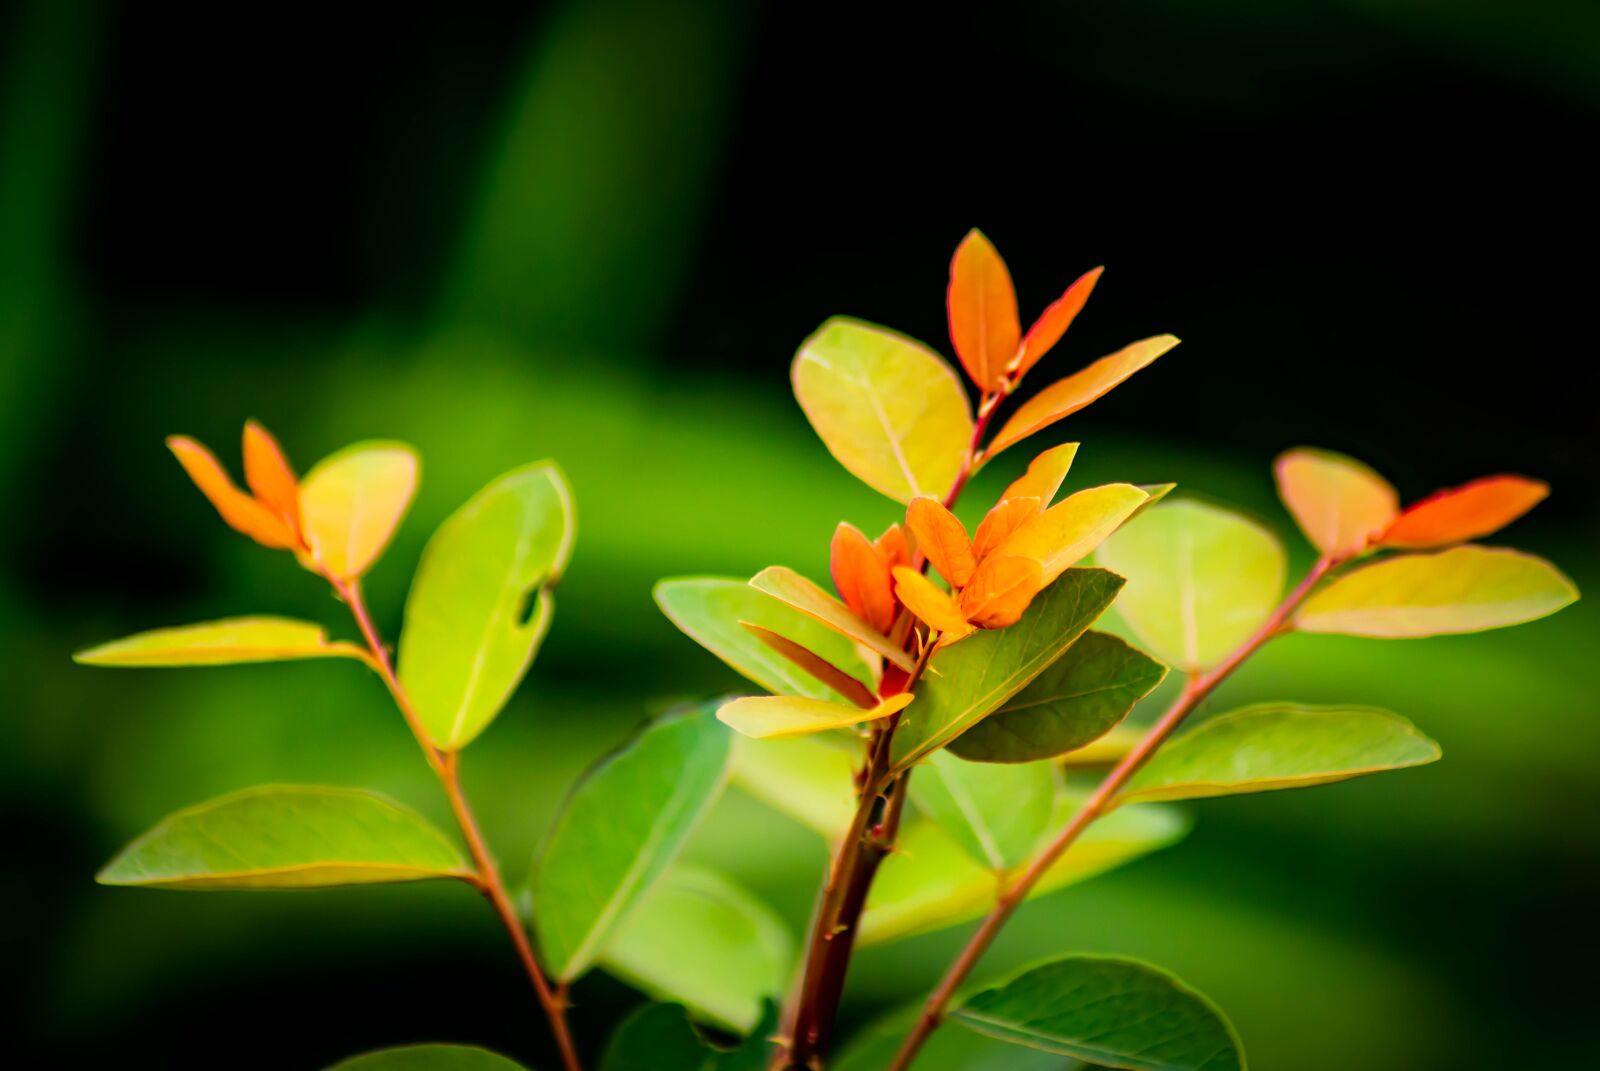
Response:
1011,266,1104,381
1382,475,1550,549
167,434,299,550
947,229,1021,393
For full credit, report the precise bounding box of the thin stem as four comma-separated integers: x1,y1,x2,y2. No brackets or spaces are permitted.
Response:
886,555,1338,1071
334,577,583,1071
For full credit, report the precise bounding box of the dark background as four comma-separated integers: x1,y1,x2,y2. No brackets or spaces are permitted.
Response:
4,1,1596,1068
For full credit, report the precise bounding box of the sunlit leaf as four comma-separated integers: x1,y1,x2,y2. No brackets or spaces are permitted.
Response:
717,693,911,740
1012,266,1103,380
969,496,1043,565
910,751,1057,870
792,316,973,503
951,955,1244,1071
728,734,857,841
892,566,973,639
949,631,1166,764
399,462,574,750
830,522,897,633
740,623,877,708
1095,499,1286,672
532,706,730,980
907,496,977,587
97,785,468,890
751,566,914,670
959,554,1043,629
890,569,1124,768
602,865,793,1033
655,577,877,704
986,335,1179,460
168,434,298,549
298,441,420,581
1001,441,1080,504
995,483,1150,586
326,1045,529,1070
1295,545,1577,637
1381,475,1549,549
242,420,301,533
1117,703,1440,807
74,616,367,667
947,229,1021,392
1274,446,1398,558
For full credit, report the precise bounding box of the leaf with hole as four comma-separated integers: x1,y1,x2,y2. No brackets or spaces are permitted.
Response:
74,616,367,667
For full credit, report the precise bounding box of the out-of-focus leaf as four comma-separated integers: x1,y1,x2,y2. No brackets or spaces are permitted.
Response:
835,1005,1072,1071
751,566,914,670
326,1045,529,1070
791,316,973,503
1117,703,1439,806
1274,447,1398,558
242,420,301,533
947,229,1020,392
298,442,420,581
532,706,730,980
986,335,1179,459
601,865,792,1032
717,693,911,740
728,733,857,841
951,955,1244,1071
655,578,877,703
1012,266,1103,381
74,616,367,667
599,1000,776,1071
1381,475,1549,548
995,483,1150,586
859,802,1187,944
740,623,877,708
1295,545,1577,637
910,751,1057,870
1095,499,1285,672
1059,722,1145,767
949,631,1166,763
399,462,574,750
97,786,468,890
168,434,298,549
908,496,977,587
891,569,1125,769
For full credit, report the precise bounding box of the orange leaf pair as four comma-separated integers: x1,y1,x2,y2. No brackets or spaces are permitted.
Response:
168,422,304,550
947,230,1102,393
830,522,913,635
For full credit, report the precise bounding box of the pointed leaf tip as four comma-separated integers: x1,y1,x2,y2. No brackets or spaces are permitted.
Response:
948,229,1021,392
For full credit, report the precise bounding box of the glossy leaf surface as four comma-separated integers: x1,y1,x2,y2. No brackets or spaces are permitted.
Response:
74,616,366,667
1274,447,1397,557
947,229,1021,391
298,441,419,581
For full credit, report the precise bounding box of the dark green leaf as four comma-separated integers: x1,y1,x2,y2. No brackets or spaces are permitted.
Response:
834,1006,1075,1071
601,1004,710,1071
326,1045,529,1070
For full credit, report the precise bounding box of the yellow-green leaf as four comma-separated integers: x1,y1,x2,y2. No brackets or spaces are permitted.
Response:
728,733,857,841
1117,703,1440,806
717,693,911,740
399,462,575,750
791,316,973,504
1274,447,1398,557
97,785,469,889
910,751,1058,870
995,483,1150,587
750,566,914,671
74,616,367,667
298,441,420,581
1295,545,1577,637
1095,499,1286,672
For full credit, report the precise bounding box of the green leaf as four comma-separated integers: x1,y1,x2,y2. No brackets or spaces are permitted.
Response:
1294,545,1578,637
654,577,877,703
399,462,575,750
750,566,915,671
533,705,731,981
1117,703,1440,807
601,865,792,1033
951,955,1245,1071
73,616,367,667
948,631,1166,763
890,569,1126,769
601,1004,713,1071
910,752,1058,870
1095,499,1286,673
98,786,468,890
716,692,910,739
728,733,857,841
859,800,1187,945
791,316,974,504
835,1006,1072,1071
326,1045,529,1070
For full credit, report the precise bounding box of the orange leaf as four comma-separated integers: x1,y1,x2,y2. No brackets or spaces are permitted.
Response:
1001,442,1080,506
892,567,973,639
906,497,976,588
740,622,879,709
971,495,1043,564
1011,266,1103,380
959,555,1043,628
986,335,1179,460
830,523,897,633
1382,475,1549,549
876,522,913,569
167,436,298,549
1273,447,1397,558
947,229,1021,392
995,483,1150,586
242,421,301,534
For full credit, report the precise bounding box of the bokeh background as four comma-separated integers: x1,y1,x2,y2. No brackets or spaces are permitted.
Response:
4,1,1597,1067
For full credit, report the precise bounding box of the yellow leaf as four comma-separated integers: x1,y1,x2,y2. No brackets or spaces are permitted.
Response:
74,616,367,666
906,497,976,588
986,336,1178,460
892,566,974,638
751,566,915,671
1274,447,1398,557
717,693,913,739
1000,442,1079,505
298,442,420,581
792,317,973,503
996,483,1150,586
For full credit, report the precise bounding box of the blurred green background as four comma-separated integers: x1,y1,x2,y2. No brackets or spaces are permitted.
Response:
4,1,1596,1067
